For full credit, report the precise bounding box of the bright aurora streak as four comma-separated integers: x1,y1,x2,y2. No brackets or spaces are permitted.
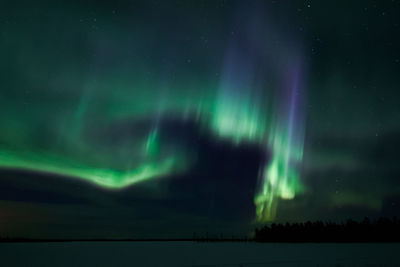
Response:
0,4,306,222
209,40,306,221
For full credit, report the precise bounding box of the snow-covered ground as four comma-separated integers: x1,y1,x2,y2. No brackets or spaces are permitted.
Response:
0,241,399,266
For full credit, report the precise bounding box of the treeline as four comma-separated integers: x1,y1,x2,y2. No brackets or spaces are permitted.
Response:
1,217,400,242
255,217,400,242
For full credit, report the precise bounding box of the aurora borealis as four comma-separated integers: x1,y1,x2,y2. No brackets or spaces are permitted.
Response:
1,0,400,239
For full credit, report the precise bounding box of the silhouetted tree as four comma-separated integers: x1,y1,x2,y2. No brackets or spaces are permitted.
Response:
255,217,400,242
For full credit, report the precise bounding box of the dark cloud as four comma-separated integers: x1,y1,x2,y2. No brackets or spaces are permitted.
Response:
0,115,267,237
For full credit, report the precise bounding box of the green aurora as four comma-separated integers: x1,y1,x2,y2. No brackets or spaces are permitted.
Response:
0,1,306,222
1,0,399,233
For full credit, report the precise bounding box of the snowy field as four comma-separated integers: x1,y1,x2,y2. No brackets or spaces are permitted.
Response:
0,241,399,266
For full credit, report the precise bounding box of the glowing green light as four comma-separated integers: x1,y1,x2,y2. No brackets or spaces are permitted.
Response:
210,90,268,143
254,123,305,222
206,81,305,222
0,149,184,189
144,129,160,157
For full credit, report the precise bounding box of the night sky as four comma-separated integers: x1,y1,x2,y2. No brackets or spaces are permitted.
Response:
0,0,399,239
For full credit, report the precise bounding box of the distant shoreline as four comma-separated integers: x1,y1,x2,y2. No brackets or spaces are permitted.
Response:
2,218,399,243
1,238,399,243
